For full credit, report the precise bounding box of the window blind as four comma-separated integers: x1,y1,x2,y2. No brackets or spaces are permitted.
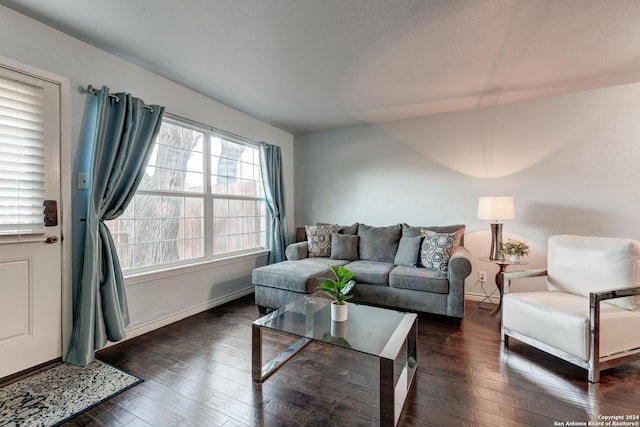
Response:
0,75,45,235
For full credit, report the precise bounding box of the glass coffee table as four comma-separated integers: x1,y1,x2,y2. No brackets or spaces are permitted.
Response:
252,296,418,426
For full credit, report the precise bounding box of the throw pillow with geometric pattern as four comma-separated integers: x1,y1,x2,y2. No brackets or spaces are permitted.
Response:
305,224,339,257
420,230,456,272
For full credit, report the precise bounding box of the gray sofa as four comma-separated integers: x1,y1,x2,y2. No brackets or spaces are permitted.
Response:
252,223,472,319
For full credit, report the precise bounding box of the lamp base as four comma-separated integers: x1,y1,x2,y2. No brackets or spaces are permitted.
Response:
489,223,504,260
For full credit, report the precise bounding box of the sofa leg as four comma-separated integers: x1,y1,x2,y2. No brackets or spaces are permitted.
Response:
257,305,268,315
503,334,509,348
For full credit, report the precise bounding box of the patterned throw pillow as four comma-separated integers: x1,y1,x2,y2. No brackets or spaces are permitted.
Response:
420,230,456,272
305,224,338,257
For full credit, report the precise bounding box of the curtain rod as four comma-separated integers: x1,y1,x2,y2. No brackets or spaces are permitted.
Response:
86,85,260,146
87,84,154,112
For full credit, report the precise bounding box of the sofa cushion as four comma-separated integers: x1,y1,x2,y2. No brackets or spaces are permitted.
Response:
389,266,449,293
394,236,422,267
252,258,349,293
345,260,395,285
306,224,338,257
330,233,359,261
338,223,359,235
357,223,401,263
420,230,456,272
402,223,466,245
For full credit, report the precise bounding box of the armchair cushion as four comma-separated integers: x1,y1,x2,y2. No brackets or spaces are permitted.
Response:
504,291,640,361
547,235,640,310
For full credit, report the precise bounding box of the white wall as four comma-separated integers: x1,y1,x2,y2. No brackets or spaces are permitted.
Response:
0,6,295,346
295,82,640,299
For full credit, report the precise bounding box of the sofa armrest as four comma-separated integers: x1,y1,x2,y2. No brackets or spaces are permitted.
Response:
446,246,472,318
285,241,309,260
448,246,472,280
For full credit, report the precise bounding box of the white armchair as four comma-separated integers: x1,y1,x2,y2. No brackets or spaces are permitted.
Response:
501,234,640,382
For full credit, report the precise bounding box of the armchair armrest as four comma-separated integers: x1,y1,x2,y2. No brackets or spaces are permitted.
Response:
501,269,548,296
590,285,640,306
285,241,308,261
502,269,548,282
588,285,640,382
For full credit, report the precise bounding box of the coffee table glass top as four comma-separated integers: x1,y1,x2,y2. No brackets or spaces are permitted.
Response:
254,297,416,357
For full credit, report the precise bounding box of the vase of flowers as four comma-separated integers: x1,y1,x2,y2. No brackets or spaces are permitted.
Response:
320,265,356,322
500,239,530,262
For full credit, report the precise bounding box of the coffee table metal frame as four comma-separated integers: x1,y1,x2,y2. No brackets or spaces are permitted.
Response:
252,297,418,426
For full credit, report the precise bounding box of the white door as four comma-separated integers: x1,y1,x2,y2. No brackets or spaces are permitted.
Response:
0,65,62,378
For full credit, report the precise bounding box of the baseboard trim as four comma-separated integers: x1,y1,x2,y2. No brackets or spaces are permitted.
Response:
107,287,255,347
464,292,500,305
107,289,491,348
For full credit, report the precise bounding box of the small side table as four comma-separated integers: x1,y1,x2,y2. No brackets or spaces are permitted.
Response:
479,257,528,317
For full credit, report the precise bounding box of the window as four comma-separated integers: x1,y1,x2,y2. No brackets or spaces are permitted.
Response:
107,117,266,272
0,75,46,235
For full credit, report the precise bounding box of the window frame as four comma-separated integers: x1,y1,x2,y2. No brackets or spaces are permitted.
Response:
109,114,268,276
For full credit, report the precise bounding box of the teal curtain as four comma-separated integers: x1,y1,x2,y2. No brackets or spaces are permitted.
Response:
259,142,289,264
66,86,164,366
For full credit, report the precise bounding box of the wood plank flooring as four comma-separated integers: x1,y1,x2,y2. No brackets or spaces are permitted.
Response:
61,296,640,426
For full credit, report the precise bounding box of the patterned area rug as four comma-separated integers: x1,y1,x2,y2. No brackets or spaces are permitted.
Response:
0,360,142,427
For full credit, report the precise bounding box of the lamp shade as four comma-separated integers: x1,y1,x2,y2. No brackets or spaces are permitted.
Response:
477,196,515,221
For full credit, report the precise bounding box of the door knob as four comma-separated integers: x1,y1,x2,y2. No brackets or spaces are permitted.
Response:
44,235,59,244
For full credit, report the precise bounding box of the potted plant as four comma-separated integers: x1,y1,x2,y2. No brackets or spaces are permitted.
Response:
500,239,530,262
319,265,356,322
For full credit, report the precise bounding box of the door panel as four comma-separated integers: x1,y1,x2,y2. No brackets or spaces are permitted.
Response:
0,65,61,378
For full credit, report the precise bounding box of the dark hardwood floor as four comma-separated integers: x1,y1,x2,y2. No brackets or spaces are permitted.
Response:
62,296,640,426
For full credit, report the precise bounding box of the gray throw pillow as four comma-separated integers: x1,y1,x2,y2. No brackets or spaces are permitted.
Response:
394,236,422,267
306,224,338,257
317,222,359,235
330,233,359,260
338,223,359,235
402,223,466,245
358,224,401,263
420,230,456,272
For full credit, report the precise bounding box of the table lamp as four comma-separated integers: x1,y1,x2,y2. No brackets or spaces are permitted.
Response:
477,196,515,260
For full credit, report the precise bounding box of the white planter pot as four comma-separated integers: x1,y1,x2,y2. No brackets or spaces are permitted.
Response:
509,254,522,262
331,302,348,322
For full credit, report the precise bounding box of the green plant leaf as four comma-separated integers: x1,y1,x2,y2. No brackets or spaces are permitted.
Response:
341,279,356,296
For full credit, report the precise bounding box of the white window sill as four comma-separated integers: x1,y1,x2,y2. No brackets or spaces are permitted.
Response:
123,249,269,287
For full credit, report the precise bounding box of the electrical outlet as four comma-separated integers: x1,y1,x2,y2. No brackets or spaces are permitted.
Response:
478,270,487,282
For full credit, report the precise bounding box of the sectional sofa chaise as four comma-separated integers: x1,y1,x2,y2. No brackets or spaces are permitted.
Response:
252,223,472,320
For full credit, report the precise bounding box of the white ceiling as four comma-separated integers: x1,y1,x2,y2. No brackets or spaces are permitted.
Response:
3,0,640,134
